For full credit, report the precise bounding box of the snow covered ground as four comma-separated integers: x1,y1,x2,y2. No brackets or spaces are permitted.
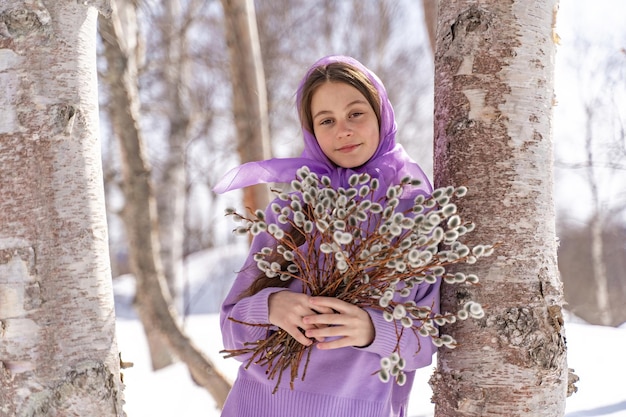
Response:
113,244,626,417
115,314,626,417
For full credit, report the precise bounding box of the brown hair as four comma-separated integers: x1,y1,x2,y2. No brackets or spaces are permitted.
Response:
298,62,382,134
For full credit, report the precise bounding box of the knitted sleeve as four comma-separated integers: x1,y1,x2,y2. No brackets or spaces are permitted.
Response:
219,200,286,359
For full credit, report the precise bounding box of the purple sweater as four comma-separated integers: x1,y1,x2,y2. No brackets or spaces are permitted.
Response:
219,221,441,417
217,55,439,416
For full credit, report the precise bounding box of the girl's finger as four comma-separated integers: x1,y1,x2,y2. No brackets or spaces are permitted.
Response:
309,296,354,313
285,325,313,346
302,313,341,326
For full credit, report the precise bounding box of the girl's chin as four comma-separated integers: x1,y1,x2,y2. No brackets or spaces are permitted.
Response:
332,158,370,169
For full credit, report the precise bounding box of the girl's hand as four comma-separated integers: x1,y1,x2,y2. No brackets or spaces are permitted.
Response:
268,291,335,346
302,297,375,350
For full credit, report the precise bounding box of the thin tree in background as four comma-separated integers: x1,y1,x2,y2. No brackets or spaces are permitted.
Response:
430,1,570,415
557,218,626,327
0,1,125,415
579,46,626,328
98,0,175,371
99,0,232,407
556,43,626,326
155,0,191,319
422,0,438,55
220,0,271,213
583,102,612,326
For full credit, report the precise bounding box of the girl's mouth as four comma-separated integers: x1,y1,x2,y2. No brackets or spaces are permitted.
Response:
337,144,361,153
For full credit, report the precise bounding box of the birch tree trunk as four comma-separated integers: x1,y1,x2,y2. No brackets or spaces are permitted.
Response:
220,0,271,213
0,1,125,416
431,1,570,415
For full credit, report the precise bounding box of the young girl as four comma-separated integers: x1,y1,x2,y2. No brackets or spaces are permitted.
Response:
214,55,440,417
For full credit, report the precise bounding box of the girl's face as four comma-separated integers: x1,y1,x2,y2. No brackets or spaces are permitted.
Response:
310,81,380,168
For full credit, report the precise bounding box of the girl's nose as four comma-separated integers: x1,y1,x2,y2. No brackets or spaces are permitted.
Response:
337,120,353,139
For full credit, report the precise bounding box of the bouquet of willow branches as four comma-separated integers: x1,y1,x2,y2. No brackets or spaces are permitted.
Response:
222,166,493,392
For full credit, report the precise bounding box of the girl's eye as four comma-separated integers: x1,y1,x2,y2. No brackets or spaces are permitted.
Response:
350,112,364,118
319,119,333,126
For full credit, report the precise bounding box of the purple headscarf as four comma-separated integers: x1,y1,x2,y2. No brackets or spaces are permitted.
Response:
213,55,431,198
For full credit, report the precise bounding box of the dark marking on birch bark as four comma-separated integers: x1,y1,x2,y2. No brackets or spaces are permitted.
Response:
50,104,78,135
0,4,51,38
491,307,534,345
567,368,579,397
0,20,11,40
22,362,123,417
0,360,9,381
454,287,473,303
446,6,491,46
446,117,477,136
0,246,37,276
488,307,564,370
429,368,487,414
24,281,43,309
0,248,42,312
547,305,564,332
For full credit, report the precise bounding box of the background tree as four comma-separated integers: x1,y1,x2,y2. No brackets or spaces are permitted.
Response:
220,0,272,214
422,0,438,54
99,0,232,407
555,41,626,326
154,0,191,319
0,1,124,415
100,0,231,283
99,0,175,370
583,99,611,326
430,1,570,415
557,218,626,326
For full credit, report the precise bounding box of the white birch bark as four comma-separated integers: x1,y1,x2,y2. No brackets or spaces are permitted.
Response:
431,1,569,415
0,1,124,416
